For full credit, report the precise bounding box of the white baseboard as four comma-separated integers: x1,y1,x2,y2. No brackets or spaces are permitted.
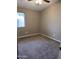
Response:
40,34,61,43
17,33,61,43
17,33,40,39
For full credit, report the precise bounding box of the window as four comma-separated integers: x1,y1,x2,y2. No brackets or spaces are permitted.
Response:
17,12,25,27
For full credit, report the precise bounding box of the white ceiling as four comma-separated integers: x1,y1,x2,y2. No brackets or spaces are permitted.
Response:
17,0,58,11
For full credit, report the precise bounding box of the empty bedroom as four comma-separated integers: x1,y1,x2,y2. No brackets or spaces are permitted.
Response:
17,0,61,59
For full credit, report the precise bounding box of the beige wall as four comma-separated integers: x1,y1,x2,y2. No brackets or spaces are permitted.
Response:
17,7,41,36
40,3,61,41
17,3,61,41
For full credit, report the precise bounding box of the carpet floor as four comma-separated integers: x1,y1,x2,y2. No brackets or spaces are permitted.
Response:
17,36,60,59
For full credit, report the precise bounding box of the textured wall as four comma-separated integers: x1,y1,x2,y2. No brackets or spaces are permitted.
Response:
17,7,41,36
17,3,61,41
40,3,61,41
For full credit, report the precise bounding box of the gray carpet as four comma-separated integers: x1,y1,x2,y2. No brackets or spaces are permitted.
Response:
17,36,60,59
